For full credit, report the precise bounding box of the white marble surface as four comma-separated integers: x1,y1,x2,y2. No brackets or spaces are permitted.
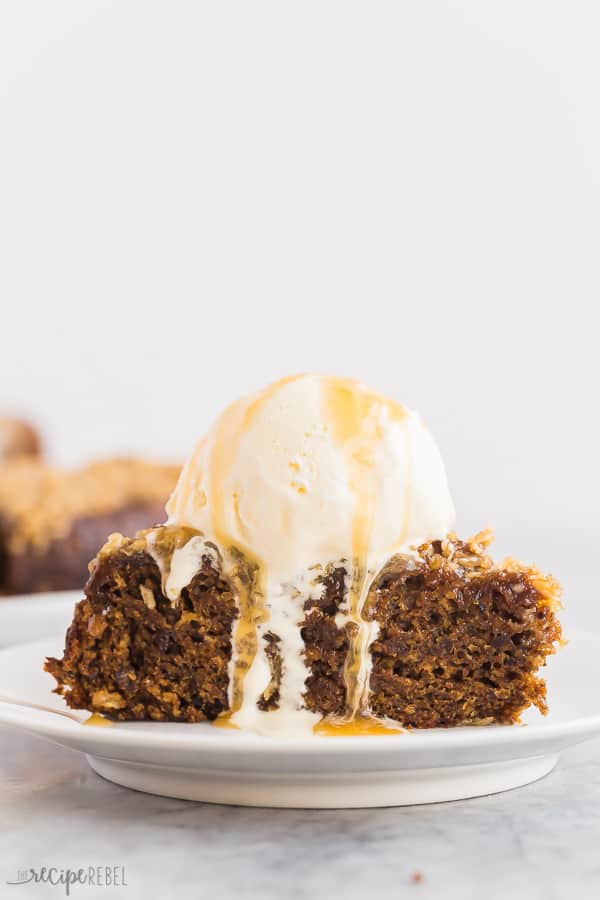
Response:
1,725,599,900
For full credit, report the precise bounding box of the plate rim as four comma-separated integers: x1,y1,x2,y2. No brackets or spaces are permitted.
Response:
0,633,599,757
0,589,81,609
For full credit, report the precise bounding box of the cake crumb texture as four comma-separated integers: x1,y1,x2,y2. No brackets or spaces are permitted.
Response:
367,531,562,726
46,529,236,721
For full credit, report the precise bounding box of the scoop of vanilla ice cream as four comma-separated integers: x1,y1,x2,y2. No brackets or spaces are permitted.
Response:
165,374,455,735
167,374,455,581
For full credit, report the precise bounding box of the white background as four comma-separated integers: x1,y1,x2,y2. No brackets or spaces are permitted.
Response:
0,2,598,615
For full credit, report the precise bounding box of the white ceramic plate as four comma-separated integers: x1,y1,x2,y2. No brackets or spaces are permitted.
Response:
0,591,79,648
0,634,599,808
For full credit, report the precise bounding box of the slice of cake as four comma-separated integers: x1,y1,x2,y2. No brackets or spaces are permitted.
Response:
46,375,562,734
0,458,179,595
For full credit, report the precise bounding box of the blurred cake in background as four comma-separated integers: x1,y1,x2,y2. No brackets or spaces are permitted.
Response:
0,417,41,461
0,458,179,595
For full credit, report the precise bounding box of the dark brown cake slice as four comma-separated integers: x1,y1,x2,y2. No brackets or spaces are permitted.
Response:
46,526,561,727
45,528,236,720
0,458,179,595
367,530,562,727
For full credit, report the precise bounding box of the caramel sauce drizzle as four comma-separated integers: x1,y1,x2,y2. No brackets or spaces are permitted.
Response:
322,378,407,726
145,524,207,590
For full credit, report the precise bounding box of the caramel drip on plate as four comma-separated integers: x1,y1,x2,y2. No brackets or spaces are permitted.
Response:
314,715,402,737
322,378,407,724
212,716,241,731
84,713,112,727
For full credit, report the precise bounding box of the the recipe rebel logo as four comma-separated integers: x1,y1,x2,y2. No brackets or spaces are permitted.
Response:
6,866,128,895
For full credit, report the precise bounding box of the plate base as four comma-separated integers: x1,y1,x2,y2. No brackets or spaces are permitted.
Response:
87,753,559,808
